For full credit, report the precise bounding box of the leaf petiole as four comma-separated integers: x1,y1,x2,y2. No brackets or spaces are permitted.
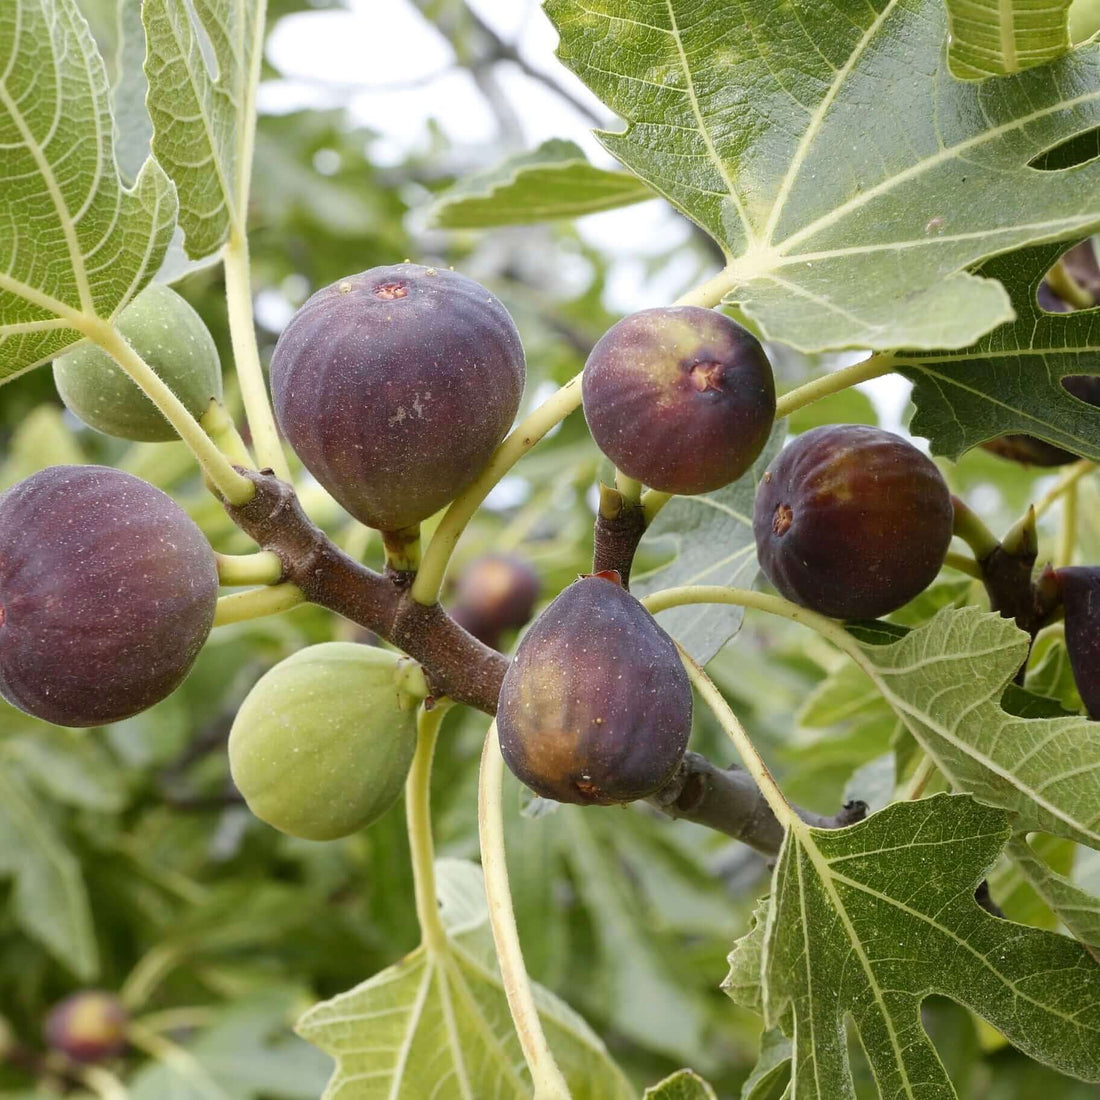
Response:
214,551,283,587
212,583,305,626
774,352,897,419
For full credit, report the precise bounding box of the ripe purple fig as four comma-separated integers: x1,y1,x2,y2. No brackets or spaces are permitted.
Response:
497,571,691,805
449,553,540,649
43,992,127,1063
753,425,953,620
1056,566,1100,718
0,466,217,726
271,264,525,532
581,306,775,494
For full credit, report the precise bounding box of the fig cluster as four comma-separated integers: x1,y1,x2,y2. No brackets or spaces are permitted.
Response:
449,553,540,649
582,306,776,494
54,284,222,442
271,264,526,532
753,425,954,620
229,643,418,841
497,572,692,805
0,466,218,726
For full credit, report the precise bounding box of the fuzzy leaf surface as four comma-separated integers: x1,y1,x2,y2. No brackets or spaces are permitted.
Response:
945,0,1072,79
0,0,176,381
545,0,1100,351
430,139,654,227
764,795,1100,1098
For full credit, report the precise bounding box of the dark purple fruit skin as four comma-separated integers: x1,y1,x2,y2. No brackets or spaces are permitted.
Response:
1056,566,1100,718
497,572,692,805
582,306,775,495
0,466,217,727
753,425,954,620
450,553,540,649
271,264,525,531
43,992,127,1062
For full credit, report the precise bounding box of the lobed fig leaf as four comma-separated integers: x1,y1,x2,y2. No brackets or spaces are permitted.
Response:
229,643,418,841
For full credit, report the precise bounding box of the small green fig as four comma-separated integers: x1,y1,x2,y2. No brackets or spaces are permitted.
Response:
43,992,127,1063
582,306,775,494
1056,566,1100,718
497,572,692,805
753,425,954,620
229,643,418,841
53,284,222,442
271,264,525,532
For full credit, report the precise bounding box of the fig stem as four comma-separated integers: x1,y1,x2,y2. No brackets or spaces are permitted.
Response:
1047,258,1095,310
212,583,305,626
1058,483,1079,569
613,469,643,506
943,551,983,580
214,551,284,587
1034,459,1095,518
381,524,422,574
951,495,1000,561
642,489,672,525
903,754,939,800
411,373,584,606
774,352,896,418
83,321,255,505
478,727,573,1100
224,233,293,483
125,1022,219,1094
200,400,256,470
76,1065,129,1100
407,702,453,957
677,648,795,829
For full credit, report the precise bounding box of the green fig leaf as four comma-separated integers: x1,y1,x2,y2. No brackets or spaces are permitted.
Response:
142,0,264,258
945,0,1073,79
643,1069,719,1099
544,0,1100,352
1007,834,1100,951
430,139,655,228
633,420,784,665
765,795,1100,1097
297,859,636,1100
0,0,177,382
740,1029,793,1100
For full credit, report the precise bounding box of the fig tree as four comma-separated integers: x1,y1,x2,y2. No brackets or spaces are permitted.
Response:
450,553,540,649
53,284,222,442
1056,566,1100,718
270,264,525,532
0,466,218,726
229,643,418,841
43,992,127,1063
497,571,691,805
753,425,953,620
581,306,775,494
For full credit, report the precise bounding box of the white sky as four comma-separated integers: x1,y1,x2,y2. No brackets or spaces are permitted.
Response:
261,0,910,430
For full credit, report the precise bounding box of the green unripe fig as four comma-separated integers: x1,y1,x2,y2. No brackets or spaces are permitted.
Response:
229,643,418,841
53,284,222,442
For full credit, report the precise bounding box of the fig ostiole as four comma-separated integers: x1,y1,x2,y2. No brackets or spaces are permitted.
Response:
753,424,954,620
271,264,526,532
497,571,692,805
0,466,218,727
53,284,222,443
229,643,419,841
582,305,775,495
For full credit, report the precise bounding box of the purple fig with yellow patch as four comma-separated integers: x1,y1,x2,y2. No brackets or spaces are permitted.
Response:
450,553,540,649
272,264,525,532
1056,566,1100,718
497,571,691,805
753,425,953,620
43,992,127,1063
582,306,775,494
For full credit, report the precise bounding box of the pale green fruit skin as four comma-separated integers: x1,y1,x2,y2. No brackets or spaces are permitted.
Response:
53,284,222,442
229,643,417,841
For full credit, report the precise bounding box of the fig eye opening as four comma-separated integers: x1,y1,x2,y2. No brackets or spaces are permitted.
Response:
773,503,793,537
373,282,408,300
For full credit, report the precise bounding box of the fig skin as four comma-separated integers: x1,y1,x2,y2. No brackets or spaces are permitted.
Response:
43,992,128,1063
581,306,775,494
753,425,954,620
0,466,217,727
53,284,222,442
271,264,525,531
449,553,540,649
1056,566,1100,718
497,572,692,805
229,643,418,841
